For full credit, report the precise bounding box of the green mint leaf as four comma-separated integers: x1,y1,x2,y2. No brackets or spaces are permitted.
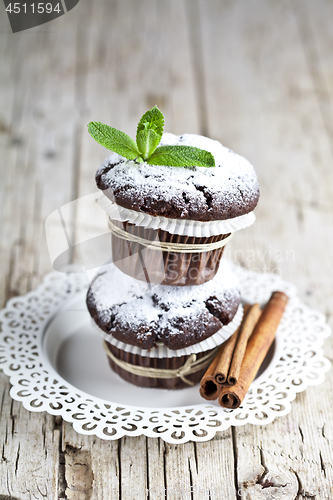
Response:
136,129,161,160
136,106,164,158
88,122,141,160
147,145,215,168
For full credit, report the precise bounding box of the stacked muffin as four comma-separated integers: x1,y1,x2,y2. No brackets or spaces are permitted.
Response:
86,133,259,389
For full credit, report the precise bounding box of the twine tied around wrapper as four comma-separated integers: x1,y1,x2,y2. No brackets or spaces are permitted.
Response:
108,219,233,254
103,341,220,386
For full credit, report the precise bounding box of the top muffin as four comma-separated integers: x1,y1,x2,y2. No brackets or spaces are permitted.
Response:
96,133,260,222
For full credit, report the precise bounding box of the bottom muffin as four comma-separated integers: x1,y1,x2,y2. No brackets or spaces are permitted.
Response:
87,260,241,350
104,341,218,389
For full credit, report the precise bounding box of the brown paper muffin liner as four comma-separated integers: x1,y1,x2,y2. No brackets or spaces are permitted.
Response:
111,220,230,286
105,341,217,389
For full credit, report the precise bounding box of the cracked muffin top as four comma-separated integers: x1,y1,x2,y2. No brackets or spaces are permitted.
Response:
86,260,241,351
95,133,260,221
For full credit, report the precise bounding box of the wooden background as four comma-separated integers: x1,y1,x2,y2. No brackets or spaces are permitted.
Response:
1,0,333,498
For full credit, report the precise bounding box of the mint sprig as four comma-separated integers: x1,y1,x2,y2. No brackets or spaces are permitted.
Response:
136,106,164,160
88,122,142,161
88,106,215,168
148,145,215,168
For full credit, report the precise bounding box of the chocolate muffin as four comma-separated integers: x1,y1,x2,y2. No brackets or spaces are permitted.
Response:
96,133,259,286
110,219,231,286
86,260,241,351
97,133,260,221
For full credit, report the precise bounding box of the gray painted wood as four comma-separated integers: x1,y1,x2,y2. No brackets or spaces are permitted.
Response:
0,0,332,498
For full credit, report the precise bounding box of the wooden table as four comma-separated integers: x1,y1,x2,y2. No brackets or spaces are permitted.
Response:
1,0,333,498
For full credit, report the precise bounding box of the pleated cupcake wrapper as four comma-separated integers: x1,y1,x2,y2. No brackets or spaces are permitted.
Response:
105,343,217,389
98,192,256,237
111,220,230,286
91,303,243,359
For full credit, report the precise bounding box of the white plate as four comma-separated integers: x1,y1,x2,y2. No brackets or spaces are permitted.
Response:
0,264,330,444
45,293,264,408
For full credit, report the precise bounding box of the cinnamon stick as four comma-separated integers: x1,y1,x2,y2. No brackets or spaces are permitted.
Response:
226,303,262,385
199,346,224,400
200,304,251,400
214,327,242,385
218,291,289,409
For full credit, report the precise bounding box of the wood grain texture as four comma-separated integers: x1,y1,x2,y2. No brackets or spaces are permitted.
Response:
0,3,77,498
200,0,333,497
0,0,333,498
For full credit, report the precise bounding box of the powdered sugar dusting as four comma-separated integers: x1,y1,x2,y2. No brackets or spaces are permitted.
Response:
90,266,150,312
91,259,238,314
96,133,260,221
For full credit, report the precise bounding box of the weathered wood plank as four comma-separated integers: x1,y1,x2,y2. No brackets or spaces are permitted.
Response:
190,431,238,499
293,0,333,164
119,436,148,498
145,438,167,500
62,423,120,499
0,5,79,500
200,0,333,498
1,1,333,499
0,387,60,499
